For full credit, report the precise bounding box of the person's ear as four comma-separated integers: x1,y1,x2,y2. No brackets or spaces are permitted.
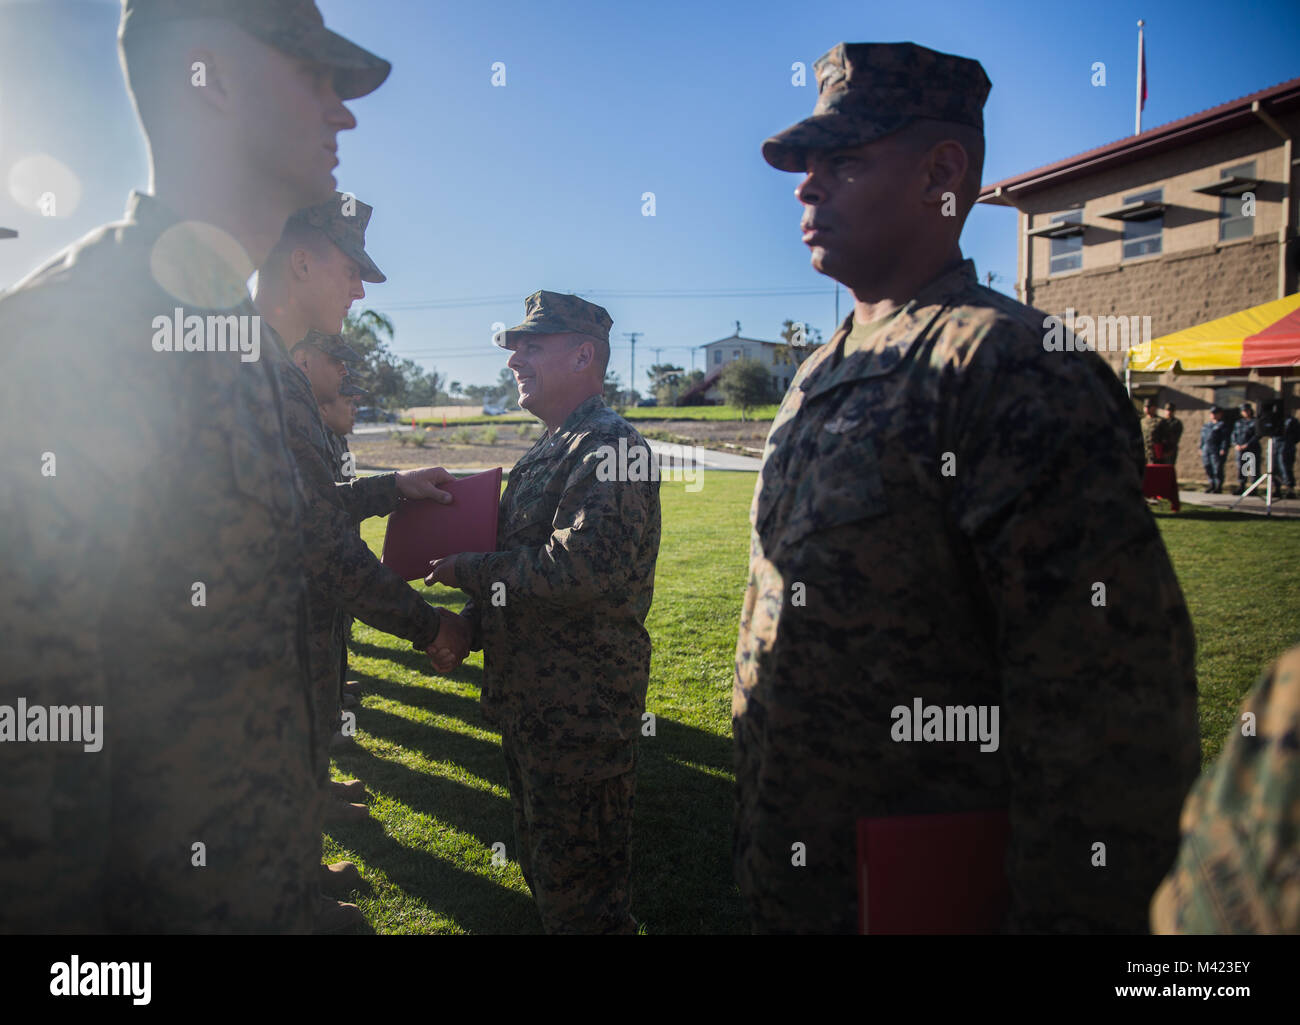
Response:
290,247,311,283
920,140,968,208
573,340,593,372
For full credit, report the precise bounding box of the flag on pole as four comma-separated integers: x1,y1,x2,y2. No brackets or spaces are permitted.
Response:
1135,20,1148,135
1139,28,1148,110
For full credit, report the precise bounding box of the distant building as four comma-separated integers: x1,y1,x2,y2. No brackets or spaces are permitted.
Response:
979,75,1299,481
682,328,815,404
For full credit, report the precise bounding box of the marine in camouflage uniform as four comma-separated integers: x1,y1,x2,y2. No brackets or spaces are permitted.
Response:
1160,403,1184,466
1151,645,1300,933
258,196,448,786
448,292,662,934
0,0,392,932
322,379,367,710
733,41,1200,934
1140,400,1171,463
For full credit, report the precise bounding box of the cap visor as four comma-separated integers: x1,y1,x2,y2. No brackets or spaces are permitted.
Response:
761,112,909,171
272,25,392,101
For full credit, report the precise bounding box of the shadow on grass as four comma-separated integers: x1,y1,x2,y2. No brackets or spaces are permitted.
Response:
632,716,748,935
328,813,541,934
336,656,747,934
356,704,506,786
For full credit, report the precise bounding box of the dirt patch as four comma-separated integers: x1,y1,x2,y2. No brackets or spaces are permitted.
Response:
350,425,536,471
633,418,774,456
349,417,777,471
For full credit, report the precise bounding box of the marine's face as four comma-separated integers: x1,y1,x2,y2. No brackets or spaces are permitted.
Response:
236,35,357,208
300,242,365,334
794,137,922,287
319,395,354,435
506,334,583,421
297,347,348,404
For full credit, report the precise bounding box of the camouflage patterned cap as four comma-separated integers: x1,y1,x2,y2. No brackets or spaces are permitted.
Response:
287,192,386,283
119,0,391,101
762,42,991,172
498,291,613,350
295,329,364,363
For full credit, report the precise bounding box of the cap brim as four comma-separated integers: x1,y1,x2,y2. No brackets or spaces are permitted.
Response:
496,323,547,349
761,112,911,171
351,245,386,284
268,25,392,101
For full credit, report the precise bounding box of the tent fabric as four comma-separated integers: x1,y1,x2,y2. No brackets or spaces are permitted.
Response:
1126,292,1300,372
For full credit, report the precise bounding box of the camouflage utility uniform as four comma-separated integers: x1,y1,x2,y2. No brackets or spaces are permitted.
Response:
1152,645,1300,933
733,260,1201,934
269,332,441,781
0,192,320,932
460,394,661,934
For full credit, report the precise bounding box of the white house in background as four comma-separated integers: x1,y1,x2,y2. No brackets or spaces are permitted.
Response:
686,329,806,404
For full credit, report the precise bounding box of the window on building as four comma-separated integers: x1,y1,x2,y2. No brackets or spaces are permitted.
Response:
1048,209,1083,274
732,349,740,360
1220,161,1256,242
1122,188,1163,260
713,350,720,366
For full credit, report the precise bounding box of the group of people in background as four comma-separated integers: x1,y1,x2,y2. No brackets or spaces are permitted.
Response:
1144,398,1299,499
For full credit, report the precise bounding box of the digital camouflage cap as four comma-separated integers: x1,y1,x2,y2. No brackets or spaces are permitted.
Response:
287,192,386,283
498,291,613,350
296,329,364,363
119,0,391,101
762,42,991,172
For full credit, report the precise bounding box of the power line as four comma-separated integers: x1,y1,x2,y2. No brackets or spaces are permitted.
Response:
381,285,835,311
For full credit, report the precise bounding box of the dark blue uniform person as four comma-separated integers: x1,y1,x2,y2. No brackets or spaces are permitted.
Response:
1200,407,1230,494
1230,404,1260,494
1273,407,1298,498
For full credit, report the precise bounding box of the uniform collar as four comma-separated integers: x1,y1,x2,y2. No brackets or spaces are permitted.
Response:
124,191,258,311
546,394,606,444
802,258,979,400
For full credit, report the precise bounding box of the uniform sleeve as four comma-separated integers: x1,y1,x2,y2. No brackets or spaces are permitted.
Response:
1151,646,1300,934
455,443,656,608
459,597,484,652
948,336,1201,934
288,420,440,651
334,472,400,523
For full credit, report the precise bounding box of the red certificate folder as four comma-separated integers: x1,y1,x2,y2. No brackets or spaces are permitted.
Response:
380,467,502,581
857,809,1010,934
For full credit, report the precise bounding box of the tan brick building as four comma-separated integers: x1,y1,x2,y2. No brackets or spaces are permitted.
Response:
979,76,1300,483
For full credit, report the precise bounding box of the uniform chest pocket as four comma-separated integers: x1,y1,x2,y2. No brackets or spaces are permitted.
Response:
761,416,889,551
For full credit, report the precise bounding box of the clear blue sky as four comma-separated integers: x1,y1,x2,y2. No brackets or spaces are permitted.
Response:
2,0,1298,393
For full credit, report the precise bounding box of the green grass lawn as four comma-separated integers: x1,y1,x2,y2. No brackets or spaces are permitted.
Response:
326,474,1300,934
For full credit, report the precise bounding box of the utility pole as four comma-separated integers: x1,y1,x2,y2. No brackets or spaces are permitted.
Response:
624,331,641,405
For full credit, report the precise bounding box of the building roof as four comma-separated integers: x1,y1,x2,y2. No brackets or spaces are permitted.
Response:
978,75,1300,207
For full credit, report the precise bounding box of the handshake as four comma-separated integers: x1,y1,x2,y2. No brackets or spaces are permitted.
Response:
424,555,471,675
426,607,471,674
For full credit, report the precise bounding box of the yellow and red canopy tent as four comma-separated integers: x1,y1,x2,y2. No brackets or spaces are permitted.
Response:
1126,292,1300,372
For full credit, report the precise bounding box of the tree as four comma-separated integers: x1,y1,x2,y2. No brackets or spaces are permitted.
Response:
496,367,520,410
675,369,706,406
718,358,775,420
780,319,823,365
603,371,624,409
340,309,444,409
449,380,462,398
647,363,685,405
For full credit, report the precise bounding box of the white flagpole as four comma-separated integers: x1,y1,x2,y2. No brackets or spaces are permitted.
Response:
1135,20,1145,135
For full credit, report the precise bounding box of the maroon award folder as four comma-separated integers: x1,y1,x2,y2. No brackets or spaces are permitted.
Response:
857,809,1010,934
380,467,502,581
